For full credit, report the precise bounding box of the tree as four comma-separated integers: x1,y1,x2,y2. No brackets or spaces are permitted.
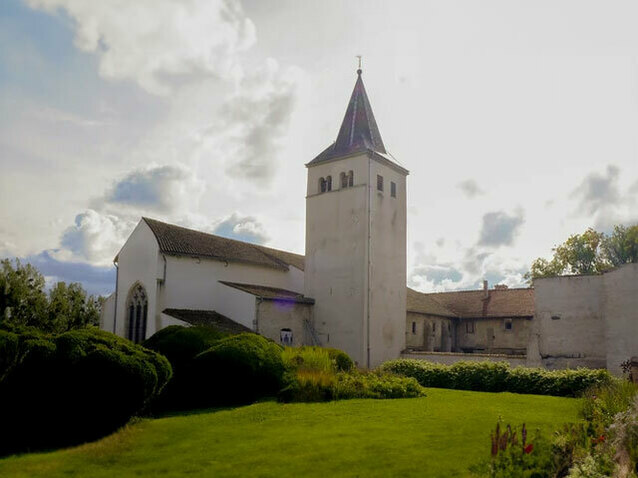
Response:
525,224,638,282
0,259,48,328
48,282,100,332
602,224,638,266
1,259,101,332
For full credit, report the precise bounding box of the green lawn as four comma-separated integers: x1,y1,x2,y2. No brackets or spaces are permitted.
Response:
0,388,581,478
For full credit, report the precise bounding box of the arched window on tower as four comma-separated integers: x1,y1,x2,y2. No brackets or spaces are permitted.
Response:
348,170,354,187
326,175,332,191
319,177,327,193
126,283,148,343
340,172,347,189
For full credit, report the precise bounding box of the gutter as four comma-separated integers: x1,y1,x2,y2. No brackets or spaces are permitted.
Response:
112,259,119,334
366,154,372,368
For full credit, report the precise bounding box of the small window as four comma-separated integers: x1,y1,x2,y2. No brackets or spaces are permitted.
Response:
504,319,513,331
280,328,293,346
432,322,436,332
551,315,561,320
391,181,396,198
319,177,327,193
340,172,347,188
377,174,384,191
348,170,354,187
466,321,475,334
326,175,332,191
411,321,416,334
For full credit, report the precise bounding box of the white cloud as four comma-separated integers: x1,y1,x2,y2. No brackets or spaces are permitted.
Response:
212,212,269,244
102,163,205,214
58,210,135,266
478,209,525,247
26,0,256,95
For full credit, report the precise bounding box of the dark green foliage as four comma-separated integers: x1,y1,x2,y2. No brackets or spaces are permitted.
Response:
0,259,100,332
333,371,426,400
143,325,226,411
0,327,171,456
193,333,285,406
382,359,613,397
325,347,355,372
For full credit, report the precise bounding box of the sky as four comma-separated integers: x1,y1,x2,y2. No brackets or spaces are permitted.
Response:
1,0,638,296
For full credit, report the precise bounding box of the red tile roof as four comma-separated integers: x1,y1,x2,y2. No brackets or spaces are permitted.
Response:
219,281,315,304
408,287,535,319
142,217,304,271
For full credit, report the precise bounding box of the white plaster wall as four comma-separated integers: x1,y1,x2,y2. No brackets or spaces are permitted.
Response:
368,157,407,367
111,220,161,340
215,284,257,330
305,153,369,365
156,255,301,332
604,264,638,376
532,275,606,369
159,313,190,329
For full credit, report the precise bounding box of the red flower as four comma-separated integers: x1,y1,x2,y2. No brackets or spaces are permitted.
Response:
524,444,534,454
599,435,605,442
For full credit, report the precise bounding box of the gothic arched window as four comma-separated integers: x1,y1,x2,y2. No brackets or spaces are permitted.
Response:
348,170,354,187
319,177,327,193
127,283,148,343
326,175,332,191
340,172,347,188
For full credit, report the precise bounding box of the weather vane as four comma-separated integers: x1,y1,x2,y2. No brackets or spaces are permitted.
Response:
356,55,362,70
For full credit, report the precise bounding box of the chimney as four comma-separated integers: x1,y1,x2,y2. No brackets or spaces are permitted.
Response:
483,280,488,299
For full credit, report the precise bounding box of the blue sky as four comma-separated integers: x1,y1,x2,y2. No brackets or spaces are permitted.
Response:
2,0,638,296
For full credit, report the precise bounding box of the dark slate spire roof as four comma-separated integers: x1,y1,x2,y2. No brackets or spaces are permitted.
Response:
309,69,388,165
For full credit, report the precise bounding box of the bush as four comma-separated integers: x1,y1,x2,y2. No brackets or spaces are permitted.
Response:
382,359,614,397
326,347,355,372
0,327,171,456
143,325,226,411
333,371,426,400
193,333,284,406
279,347,424,402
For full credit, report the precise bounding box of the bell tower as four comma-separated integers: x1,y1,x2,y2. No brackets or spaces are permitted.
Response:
304,67,408,367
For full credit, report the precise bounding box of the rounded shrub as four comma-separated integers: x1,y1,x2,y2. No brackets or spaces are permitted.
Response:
0,327,171,456
143,325,226,411
326,347,355,372
193,333,284,406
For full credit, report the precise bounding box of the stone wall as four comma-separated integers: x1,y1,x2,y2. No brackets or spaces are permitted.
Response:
256,300,314,348
531,274,607,370
405,312,454,352
455,317,530,355
604,264,638,376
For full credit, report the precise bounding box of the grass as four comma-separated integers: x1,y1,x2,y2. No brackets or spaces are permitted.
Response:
0,388,581,478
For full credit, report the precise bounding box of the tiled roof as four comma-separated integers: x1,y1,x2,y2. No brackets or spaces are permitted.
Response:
308,70,387,166
407,288,457,317
219,281,315,304
423,288,535,319
143,217,304,271
162,308,252,334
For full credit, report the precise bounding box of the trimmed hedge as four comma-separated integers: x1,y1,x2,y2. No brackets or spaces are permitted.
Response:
381,359,613,397
326,347,355,372
143,325,226,411
193,333,285,406
0,326,171,455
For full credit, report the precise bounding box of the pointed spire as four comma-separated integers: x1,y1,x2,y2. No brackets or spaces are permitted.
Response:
308,67,387,165
333,68,386,157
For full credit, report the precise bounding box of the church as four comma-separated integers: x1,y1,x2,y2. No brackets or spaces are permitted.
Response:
101,68,638,373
